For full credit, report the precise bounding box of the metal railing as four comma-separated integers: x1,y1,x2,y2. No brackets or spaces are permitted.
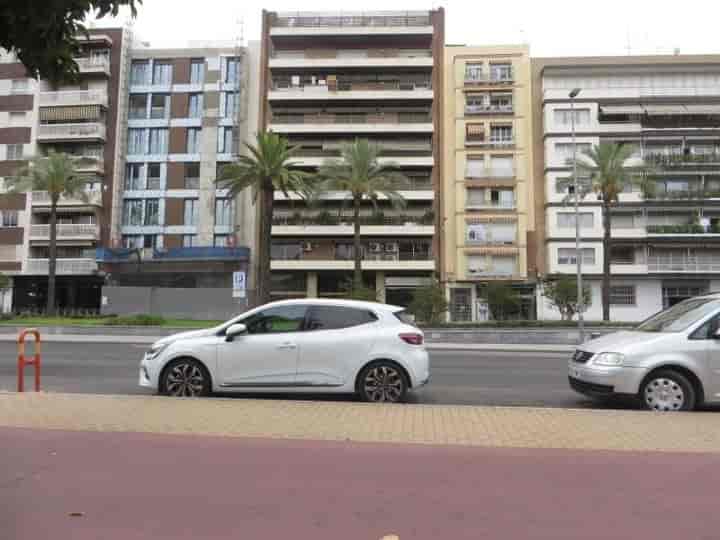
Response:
30,224,98,238
648,256,720,273
466,138,515,148
271,113,432,125
272,49,432,59
31,190,102,206
37,123,106,140
75,56,110,73
647,225,718,234
26,258,97,275
465,201,516,210
39,90,108,107
464,71,514,84
272,80,432,92
273,13,432,28
465,104,514,115
273,214,434,226
465,168,515,179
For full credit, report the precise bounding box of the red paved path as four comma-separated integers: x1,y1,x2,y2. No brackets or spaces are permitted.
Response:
1,426,719,540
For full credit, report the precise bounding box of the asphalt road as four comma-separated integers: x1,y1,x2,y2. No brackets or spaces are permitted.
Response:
0,342,608,408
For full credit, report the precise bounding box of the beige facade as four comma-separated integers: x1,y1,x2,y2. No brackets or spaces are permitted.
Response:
442,45,535,321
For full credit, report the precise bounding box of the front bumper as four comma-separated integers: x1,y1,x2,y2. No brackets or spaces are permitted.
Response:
568,360,647,398
139,355,159,390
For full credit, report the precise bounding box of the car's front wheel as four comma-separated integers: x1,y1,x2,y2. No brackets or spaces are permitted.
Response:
640,370,696,412
357,362,408,403
161,358,211,397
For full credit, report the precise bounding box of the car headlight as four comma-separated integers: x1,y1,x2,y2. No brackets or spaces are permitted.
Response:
146,342,169,361
592,352,625,367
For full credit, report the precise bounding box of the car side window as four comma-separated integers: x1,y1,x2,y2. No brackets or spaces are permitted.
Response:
690,313,720,340
243,305,307,335
305,306,378,331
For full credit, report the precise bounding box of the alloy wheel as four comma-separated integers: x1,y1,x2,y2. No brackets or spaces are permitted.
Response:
644,377,685,411
363,365,404,402
165,361,206,397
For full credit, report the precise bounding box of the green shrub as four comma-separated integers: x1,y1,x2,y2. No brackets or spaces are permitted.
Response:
104,314,165,326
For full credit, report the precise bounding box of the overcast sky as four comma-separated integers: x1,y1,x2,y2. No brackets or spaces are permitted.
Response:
97,0,720,57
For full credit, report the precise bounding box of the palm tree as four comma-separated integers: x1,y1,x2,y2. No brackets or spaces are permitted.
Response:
318,139,409,289
570,142,643,321
9,151,92,315
216,132,312,304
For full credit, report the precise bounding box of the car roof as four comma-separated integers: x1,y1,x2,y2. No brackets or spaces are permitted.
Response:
261,298,404,312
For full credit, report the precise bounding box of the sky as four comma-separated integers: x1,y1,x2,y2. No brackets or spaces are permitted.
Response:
96,0,720,57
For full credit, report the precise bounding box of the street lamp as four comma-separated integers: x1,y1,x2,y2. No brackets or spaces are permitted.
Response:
569,87,585,343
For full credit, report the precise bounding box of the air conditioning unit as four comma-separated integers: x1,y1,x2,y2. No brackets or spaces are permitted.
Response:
303,242,313,252
385,242,399,253
369,242,383,253
468,265,486,275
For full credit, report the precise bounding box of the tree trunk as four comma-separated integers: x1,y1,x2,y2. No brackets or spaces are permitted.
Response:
352,195,362,288
257,183,274,305
47,200,58,316
602,200,612,321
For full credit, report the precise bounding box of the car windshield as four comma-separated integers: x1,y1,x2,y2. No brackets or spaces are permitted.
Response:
636,297,720,333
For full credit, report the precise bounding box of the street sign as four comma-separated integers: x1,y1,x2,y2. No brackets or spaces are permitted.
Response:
232,271,246,299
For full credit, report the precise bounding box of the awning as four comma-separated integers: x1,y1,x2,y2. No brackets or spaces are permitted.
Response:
599,105,644,115
40,105,101,122
466,123,485,136
465,246,519,255
465,215,517,224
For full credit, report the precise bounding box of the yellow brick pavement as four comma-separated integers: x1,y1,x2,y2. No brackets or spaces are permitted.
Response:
1,392,719,453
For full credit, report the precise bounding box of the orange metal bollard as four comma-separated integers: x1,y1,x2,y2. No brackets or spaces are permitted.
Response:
17,328,41,392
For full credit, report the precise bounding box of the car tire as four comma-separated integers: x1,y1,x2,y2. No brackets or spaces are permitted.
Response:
640,370,696,412
357,362,408,403
160,358,211,398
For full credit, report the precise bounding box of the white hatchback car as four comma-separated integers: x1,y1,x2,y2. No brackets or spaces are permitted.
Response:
139,299,430,402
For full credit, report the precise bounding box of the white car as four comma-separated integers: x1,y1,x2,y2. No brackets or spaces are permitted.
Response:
139,299,430,402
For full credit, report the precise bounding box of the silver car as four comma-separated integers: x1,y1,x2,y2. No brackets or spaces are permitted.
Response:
569,294,720,411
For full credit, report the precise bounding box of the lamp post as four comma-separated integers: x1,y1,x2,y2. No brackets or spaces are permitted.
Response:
569,87,585,343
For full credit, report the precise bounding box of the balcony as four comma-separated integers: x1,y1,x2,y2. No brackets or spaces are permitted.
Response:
32,190,102,207
26,258,98,275
30,224,99,240
270,49,433,69
465,201,516,211
648,255,720,273
464,72,514,86
269,80,433,101
645,152,720,168
647,224,720,236
293,155,433,167
465,104,514,115
465,137,515,149
96,246,250,263
75,155,105,175
39,90,108,108
270,112,433,134
36,123,106,142
465,168,515,180
270,13,433,36
75,56,111,76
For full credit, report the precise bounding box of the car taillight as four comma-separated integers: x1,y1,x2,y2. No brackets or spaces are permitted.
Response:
399,333,424,345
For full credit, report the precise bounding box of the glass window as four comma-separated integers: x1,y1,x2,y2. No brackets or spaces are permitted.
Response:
150,94,169,119
182,234,196,247
187,128,201,153
489,155,514,176
152,61,172,85
215,197,234,226
184,198,199,225
213,234,230,247
465,157,485,178
147,164,161,190
490,63,512,81
184,163,200,189
224,57,240,84
305,306,377,331
271,242,303,260
217,126,234,154
9,111,26,125
557,212,594,229
1,210,18,227
610,285,636,306
637,298,720,333
129,94,147,119
190,59,204,84
149,128,168,154
556,143,592,160
449,289,472,322
123,199,144,226
123,235,142,248
490,125,512,142
144,199,159,225
465,63,483,81
554,108,591,125
130,60,149,85
558,248,595,265
127,129,147,155
143,234,158,249
188,94,203,118
10,79,28,93
125,163,144,190
242,305,307,334
224,92,238,118
6,144,23,160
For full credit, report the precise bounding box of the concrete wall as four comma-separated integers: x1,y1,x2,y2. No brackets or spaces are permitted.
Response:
101,286,248,320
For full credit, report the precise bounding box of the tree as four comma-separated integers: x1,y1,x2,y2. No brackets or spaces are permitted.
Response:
9,152,92,315
318,139,409,289
0,1,140,83
569,142,642,321
479,281,520,321
409,279,448,325
542,276,592,322
216,133,312,305
341,279,378,302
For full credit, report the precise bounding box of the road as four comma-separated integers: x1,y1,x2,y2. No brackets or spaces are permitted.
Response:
0,341,610,408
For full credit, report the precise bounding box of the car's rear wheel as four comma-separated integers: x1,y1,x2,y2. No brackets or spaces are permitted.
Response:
640,370,696,412
358,362,408,403
161,358,211,397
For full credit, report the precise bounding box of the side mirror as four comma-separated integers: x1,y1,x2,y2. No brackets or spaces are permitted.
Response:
225,323,247,342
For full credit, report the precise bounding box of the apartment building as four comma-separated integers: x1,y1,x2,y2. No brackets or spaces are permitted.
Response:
96,41,261,293
442,45,535,322
260,10,444,305
0,28,128,313
534,55,720,321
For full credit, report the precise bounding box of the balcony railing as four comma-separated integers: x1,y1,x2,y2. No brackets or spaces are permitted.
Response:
32,190,102,206
464,71,514,85
643,189,720,201
465,201,516,210
37,123,106,141
272,49,432,60
30,224,99,238
39,90,108,107
645,152,720,166
648,256,720,273
26,258,97,275
465,104,514,115
465,168,515,179
272,80,432,92
75,56,111,74
273,213,434,226
647,224,720,235
271,113,432,124
466,137,515,149
96,246,250,262
272,14,432,28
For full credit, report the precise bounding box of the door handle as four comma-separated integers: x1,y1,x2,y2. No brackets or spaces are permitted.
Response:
277,343,297,350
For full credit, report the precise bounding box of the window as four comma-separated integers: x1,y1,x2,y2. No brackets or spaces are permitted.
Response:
125,163,144,190
466,188,486,207
557,212,594,229
10,79,28,93
243,305,307,335
556,176,591,194
152,61,172,85
554,108,591,126
186,128,201,153
223,92,238,118
149,128,168,154
184,163,200,189
123,199,144,226
490,155,514,177
490,63,512,81
555,143,592,160
215,197,234,226
188,94,203,118
1,211,18,227
224,57,240,84
217,127,234,154
449,288,472,322
305,306,377,331
610,285,636,306
490,125,512,142
690,314,720,340
611,246,636,265
143,234,158,249
466,123,484,142
213,234,230,247
271,242,303,260
465,157,485,178
465,63,483,81
6,144,23,160
9,112,26,125
146,164,161,190
150,94,169,119
144,199,159,225
181,234,195,247
190,59,205,84
127,129,147,155
123,235,142,248
129,94,147,119
130,60,150,85
184,198,199,225
558,248,595,265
